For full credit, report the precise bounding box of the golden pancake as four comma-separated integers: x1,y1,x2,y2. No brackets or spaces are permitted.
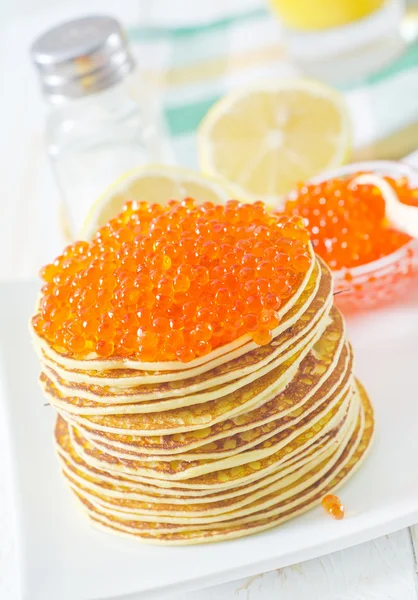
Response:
75,314,349,461
53,318,329,439
70,382,372,543
56,413,348,502
66,380,353,483
58,429,337,505
37,259,329,392
40,298,331,416
79,344,351,459
70,389,373,543
43,300,332,416
84,359,351,463
63,393,357,523
32,232,373,547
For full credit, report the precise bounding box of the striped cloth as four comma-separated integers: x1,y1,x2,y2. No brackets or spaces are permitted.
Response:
128,2,418,169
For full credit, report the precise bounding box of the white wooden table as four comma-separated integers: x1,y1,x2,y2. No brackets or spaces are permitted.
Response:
1,2,418,598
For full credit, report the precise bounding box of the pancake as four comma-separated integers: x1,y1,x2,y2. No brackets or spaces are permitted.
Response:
78,343,351,458
70,382,372,543
36,259,329,390
68,384,373,543
69,424,352,523
56,376,357,523
62,389,358,522
74,313,349,460
65,380,354,483
77,356,352,467
33,243,374,546
54,322,326,437
56,407,352,501
41,269,332,413
83,357,351,463
40,288,332,416
57,428,339,504
31,246,316,373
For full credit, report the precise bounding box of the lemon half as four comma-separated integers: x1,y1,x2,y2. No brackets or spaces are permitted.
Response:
80,164,233,240
198,79,351,206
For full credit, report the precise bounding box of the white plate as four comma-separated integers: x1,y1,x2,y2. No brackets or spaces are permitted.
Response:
1,281,418,600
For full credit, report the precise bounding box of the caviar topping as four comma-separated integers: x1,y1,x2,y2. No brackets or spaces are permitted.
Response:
33,199,312,362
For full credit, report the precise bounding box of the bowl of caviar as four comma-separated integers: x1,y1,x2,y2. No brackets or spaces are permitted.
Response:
282,160,418,312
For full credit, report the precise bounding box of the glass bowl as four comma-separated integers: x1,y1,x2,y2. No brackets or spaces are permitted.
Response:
309,160,418,313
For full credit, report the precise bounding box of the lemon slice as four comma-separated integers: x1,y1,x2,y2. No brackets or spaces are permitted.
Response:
198,79,351,205
80,165,232,240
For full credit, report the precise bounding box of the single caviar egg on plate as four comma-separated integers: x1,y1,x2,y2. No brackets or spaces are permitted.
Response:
32,199,312,362
321,494,345,520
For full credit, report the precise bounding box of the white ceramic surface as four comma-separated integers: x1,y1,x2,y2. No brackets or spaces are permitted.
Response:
1,281,418,600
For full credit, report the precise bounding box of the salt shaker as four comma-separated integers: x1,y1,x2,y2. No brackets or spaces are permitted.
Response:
31,15,158,238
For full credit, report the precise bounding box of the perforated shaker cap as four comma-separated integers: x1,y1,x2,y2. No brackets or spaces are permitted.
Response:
31,15,135,101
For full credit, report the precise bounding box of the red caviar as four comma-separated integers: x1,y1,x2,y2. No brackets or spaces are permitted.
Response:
322,494,345,520
33,199,312,362
284,175,417,271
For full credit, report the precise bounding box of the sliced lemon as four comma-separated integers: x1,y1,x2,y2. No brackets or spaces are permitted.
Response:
80,164,233,240
198,79,351,205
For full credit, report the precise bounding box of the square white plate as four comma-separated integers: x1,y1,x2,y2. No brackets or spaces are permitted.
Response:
1,281,418,600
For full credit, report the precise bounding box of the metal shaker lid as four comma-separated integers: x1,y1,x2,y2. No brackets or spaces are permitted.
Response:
31,15,135,101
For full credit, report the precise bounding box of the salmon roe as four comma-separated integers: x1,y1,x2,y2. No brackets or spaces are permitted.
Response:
283,175,417,270
32,199,312,362
321,494,345,520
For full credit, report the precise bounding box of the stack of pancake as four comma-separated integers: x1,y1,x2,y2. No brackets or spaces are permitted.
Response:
32,256,374,544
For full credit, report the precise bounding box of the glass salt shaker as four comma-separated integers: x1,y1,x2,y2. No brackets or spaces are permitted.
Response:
31,15,160,239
